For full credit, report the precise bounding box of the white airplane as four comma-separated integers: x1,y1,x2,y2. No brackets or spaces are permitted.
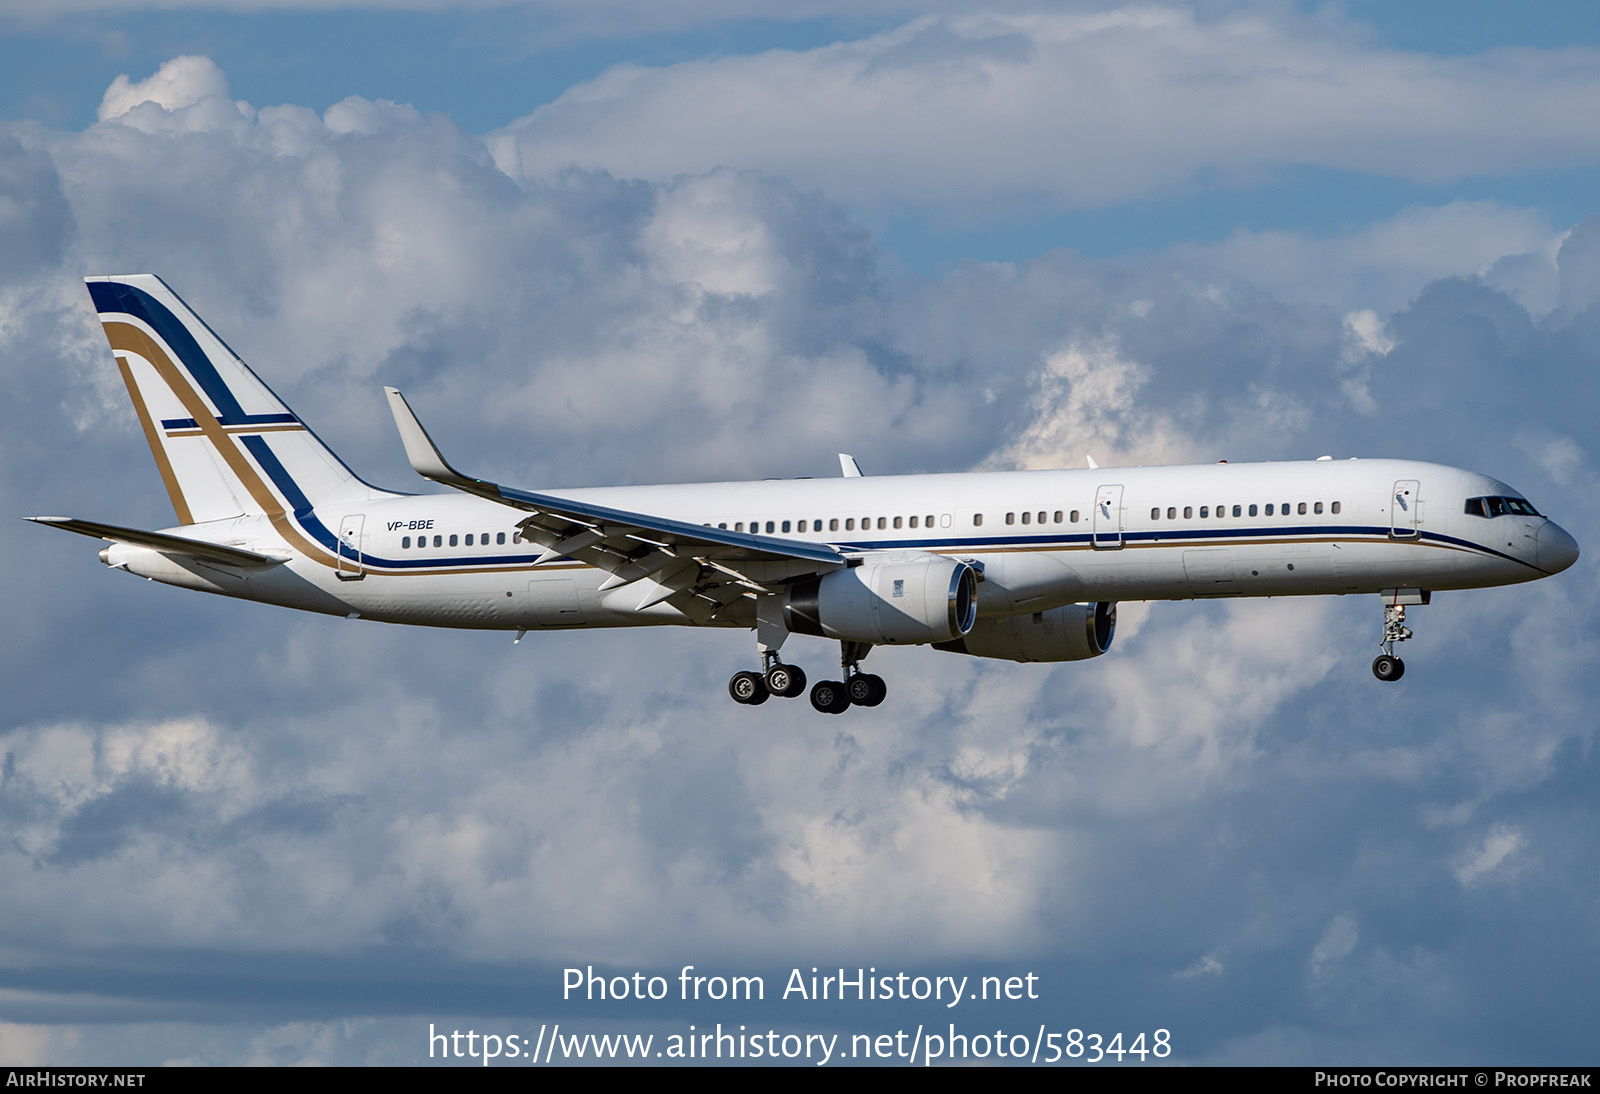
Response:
31,275,1580,713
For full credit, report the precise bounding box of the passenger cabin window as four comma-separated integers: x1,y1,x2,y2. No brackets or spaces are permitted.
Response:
1298,503,1307,515
1070,510,1080,523
1006,513,1015,525
1021,511,1031,524
1054,511,1063,523
973,514,983,527
1248,504,1257,517
498,532,506,544
894,516,903,529
1232,505,1242,517
1331,501,1342,514
1151,508,1160,520
1314,502,1323,515
830,518,839,531
1184,506,1193,519
433,535,442,547
1200,506,1209,518
402,536,411,548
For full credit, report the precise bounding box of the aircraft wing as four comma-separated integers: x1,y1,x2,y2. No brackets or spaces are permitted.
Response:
25,516,286,569
384,388,846,613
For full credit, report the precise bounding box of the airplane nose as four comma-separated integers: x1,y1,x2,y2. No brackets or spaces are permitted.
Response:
1536,522,1580,574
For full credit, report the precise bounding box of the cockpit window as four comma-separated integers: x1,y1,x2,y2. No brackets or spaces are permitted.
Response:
1466,496,1541,518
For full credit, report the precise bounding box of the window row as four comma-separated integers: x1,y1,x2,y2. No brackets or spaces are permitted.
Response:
401,531,509,549
994,510,1078,527
1150,501,1341,520
716,515,947,534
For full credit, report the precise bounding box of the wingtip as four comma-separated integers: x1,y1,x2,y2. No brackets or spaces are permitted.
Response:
384,386,468,485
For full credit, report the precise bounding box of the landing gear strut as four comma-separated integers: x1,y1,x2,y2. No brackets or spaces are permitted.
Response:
1372,603,1412,682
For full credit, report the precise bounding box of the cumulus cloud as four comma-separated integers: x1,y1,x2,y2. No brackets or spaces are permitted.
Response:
98,55,229,120
489,9,1600,214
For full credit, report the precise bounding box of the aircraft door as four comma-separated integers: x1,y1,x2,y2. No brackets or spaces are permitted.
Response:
1093,485,1125,549
1390,480,1420,539
337,513,366,579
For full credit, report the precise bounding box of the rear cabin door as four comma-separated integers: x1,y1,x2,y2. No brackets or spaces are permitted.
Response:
337,513,366,579
1093,484,1125,549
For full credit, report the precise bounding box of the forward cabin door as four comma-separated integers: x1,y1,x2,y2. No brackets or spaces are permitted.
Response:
337,513,366,579
1390,480,1420,539
1093,484,1125,549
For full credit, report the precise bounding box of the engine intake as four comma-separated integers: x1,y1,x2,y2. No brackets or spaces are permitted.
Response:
785,554,978,645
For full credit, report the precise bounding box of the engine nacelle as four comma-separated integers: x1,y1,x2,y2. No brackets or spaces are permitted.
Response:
784,554,978,645
934,602,1116,662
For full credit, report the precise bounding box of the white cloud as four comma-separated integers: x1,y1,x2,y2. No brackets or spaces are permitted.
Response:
1309,912,1359,979
1181,202,1559,314
1454,824,1524,887
97,56,239,125
490,10,1600,214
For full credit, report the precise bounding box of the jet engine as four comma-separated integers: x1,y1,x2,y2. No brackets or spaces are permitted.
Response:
934,602,1116,662
784,554,979,645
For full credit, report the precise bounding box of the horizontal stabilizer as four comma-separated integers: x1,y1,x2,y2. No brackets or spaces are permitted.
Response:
25,516,285,569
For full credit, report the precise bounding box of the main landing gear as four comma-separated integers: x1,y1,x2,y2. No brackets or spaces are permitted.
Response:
728,641,886,714
728,651,806,706
1371,592,1425,682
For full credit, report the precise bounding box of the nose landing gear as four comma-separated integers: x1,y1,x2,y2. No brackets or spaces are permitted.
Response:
1372,590,1427,682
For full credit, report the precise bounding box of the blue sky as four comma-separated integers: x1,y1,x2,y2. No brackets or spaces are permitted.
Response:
2,0,1598,1067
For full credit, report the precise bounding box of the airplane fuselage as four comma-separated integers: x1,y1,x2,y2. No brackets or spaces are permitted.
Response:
107,456,1570,634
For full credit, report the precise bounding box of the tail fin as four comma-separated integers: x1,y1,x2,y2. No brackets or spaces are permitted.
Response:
86,275,390,525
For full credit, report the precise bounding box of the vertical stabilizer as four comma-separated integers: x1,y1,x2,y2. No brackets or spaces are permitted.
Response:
85,275,390,525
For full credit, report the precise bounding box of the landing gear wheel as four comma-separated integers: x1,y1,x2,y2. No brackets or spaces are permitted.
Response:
1372,654,1405,682
765,663,807,698
847,673,887,707
729,670,770,704
810,680,850,714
